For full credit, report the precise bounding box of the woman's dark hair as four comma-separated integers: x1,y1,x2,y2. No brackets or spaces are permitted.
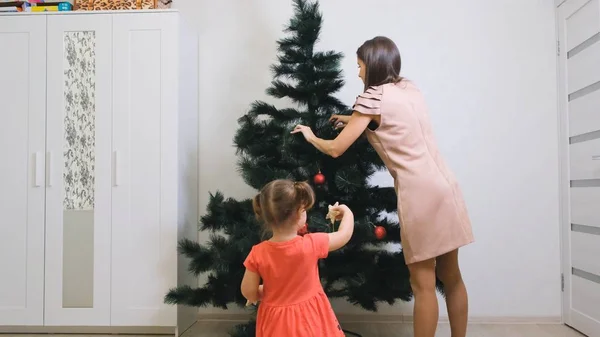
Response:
356,36,403,90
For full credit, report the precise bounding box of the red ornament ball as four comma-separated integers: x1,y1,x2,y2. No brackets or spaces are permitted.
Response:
374,226,386,240
313,171,326,185
297,223,308,236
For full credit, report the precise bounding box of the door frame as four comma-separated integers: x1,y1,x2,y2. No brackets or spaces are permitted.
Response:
556,0,572,324
556,0,600,332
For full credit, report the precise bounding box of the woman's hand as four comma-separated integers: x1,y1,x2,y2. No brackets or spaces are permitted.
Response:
292,112,370,158
291,124,316,142
329,114,351,130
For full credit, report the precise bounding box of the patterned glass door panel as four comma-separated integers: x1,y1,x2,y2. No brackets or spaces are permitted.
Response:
44,14,112,326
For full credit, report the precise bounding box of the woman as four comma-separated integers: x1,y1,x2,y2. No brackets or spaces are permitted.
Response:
291,36,474,337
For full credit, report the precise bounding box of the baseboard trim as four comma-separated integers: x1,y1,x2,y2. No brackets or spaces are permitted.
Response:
197,313,562,325
396,315,562,324
198,313,250,322
0,325,176,335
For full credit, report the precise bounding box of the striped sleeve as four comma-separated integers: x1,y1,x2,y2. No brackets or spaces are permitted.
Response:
352,85,383,115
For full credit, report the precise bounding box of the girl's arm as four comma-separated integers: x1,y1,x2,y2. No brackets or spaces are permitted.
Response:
240,269,261,303
327,204,354,251
292,112,372,158
245,285,264,306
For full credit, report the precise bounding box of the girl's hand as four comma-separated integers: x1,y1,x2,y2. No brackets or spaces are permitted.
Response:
291,124,316,142
245,285,264,306
327,204,354,252
329,114,351,130
329,204,351,221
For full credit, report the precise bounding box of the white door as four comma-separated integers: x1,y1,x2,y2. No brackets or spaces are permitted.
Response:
0,15,46,326
558,1,600,336
111,13,178,327
45,14,113,326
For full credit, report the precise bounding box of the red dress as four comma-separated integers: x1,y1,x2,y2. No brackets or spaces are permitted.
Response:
243,233,344,337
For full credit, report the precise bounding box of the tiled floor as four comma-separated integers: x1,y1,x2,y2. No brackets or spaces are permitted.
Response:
0,322,585,337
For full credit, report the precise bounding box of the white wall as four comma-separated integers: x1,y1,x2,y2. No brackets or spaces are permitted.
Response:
174,0,561,319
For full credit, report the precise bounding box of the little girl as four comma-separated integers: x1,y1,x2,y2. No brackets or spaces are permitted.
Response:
241,179,354,337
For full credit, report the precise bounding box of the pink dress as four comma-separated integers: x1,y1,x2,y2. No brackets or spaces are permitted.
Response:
353,81,474,264
244,233,344,337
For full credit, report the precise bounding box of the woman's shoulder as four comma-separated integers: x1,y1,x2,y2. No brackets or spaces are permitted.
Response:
380,80,425,106
354,85,384,115
362,80,419,98
382,79,418,92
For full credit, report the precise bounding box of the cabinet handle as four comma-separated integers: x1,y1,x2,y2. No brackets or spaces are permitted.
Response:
46,152,53,187
114,150,120,186
34,152,43,187
593,155,600,160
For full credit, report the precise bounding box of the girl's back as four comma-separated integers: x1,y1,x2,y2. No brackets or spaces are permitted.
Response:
245,233,344,336
245,233,328,306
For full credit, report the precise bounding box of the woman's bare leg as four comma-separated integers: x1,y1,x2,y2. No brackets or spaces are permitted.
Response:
436,249,468,337
407,258,438,337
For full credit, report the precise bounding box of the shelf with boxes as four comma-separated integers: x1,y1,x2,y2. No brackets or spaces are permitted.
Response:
0,0,172,12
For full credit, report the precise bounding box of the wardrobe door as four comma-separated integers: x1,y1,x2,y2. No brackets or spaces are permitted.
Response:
0,15,46,326
111,12,178,327
45,14,112,326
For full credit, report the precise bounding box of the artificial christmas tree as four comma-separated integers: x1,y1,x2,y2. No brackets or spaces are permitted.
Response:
165,0,442,335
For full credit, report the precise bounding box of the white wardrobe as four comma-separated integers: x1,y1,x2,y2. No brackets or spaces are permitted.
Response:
0,10,198,334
